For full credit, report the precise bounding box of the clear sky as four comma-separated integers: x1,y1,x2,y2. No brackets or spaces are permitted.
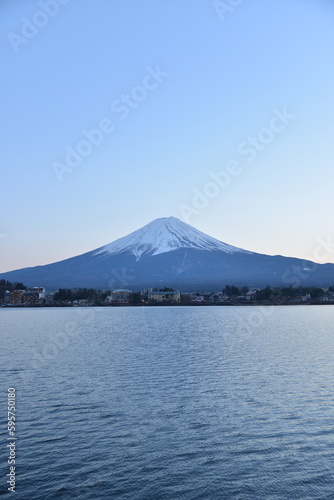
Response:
1,0,334,272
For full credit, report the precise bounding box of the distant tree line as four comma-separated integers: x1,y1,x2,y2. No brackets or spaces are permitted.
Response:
2,280,334,306
52,289,144,304
0,279,27,291
53,288,109,302
222,284,330,301
223,285,249,297
0,280,27,302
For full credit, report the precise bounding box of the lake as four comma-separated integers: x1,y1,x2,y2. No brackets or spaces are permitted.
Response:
1,305,334,499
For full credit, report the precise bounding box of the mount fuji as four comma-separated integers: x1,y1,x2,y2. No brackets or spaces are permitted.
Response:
94,217,249,260
1,217,334,290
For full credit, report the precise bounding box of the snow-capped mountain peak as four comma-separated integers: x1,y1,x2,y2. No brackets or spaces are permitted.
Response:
95,217,250,260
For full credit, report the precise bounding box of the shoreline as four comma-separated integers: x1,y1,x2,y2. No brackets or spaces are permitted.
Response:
1,301,334,309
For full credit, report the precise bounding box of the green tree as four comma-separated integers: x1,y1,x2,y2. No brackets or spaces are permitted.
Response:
14,282,26,290
223,285,240,297
54,289,73,301
310,288,325,299
129,292,142,303
256,286,272,301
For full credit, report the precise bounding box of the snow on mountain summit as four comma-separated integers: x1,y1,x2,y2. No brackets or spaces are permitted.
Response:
95,217,250,260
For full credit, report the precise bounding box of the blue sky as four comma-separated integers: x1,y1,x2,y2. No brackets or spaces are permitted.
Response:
1,0,334,272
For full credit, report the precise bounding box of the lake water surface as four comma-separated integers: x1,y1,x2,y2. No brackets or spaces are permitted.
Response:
1,306,334,499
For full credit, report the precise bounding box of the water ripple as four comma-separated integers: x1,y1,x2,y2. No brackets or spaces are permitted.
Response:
2,306,334,499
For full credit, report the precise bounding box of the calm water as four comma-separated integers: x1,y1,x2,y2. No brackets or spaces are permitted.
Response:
1,306,334,499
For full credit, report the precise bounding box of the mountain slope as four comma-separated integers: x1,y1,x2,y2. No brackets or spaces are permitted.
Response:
1,217,334,290
94,217,250,259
